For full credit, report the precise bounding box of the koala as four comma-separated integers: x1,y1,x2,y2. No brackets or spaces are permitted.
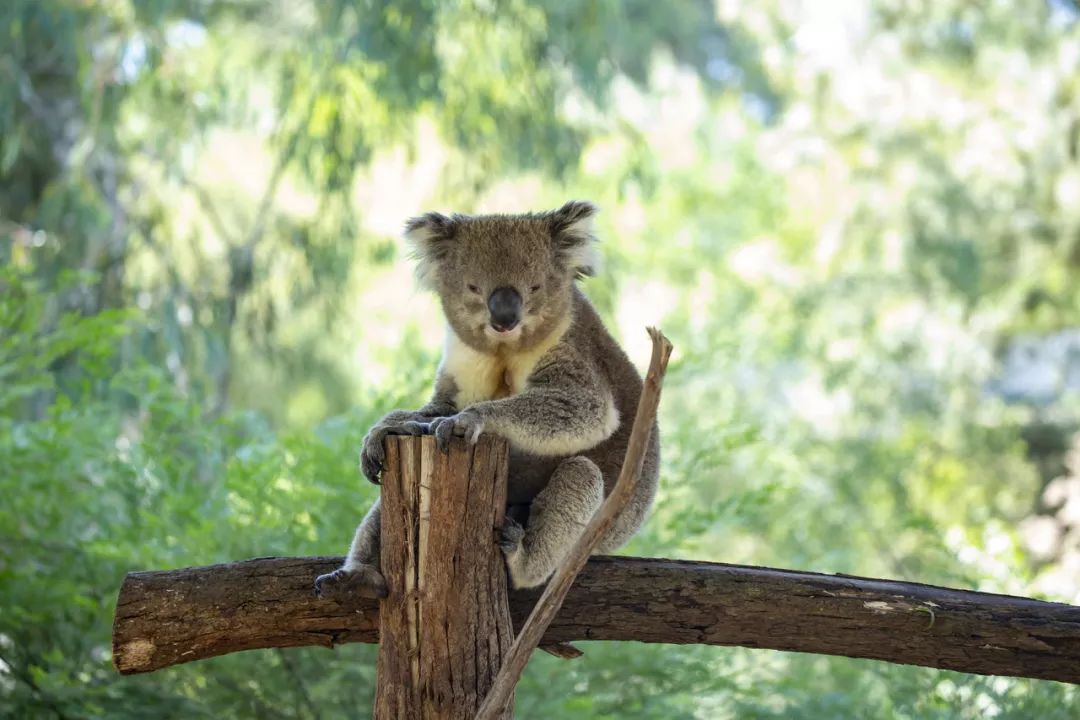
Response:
314,200,659,596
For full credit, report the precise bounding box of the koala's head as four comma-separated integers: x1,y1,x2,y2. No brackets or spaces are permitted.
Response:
405,200,599,353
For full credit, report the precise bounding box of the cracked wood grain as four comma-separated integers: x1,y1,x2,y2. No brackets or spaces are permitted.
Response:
374,434,514,720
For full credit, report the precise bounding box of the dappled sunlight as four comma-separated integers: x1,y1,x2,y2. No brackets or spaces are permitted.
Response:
354,117,447,237
349,262,442,391
615,280,678,366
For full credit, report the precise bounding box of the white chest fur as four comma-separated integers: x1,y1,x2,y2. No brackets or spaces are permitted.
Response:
440,321,568,407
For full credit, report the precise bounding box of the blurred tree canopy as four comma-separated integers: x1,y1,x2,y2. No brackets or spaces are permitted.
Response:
3,0,1080,717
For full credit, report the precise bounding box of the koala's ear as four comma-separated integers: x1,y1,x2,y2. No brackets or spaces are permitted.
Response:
404,212,458,288
547,200,600,278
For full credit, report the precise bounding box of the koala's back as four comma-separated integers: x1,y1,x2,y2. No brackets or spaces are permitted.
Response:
507,288,660,509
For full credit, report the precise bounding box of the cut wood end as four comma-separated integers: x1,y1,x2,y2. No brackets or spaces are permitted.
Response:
113,638,155,674
539,642,585,660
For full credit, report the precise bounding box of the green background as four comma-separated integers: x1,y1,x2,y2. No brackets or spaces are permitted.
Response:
3,1,1080,717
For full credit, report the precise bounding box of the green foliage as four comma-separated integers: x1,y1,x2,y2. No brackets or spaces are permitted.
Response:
0,267,390,717
4,0,1080,717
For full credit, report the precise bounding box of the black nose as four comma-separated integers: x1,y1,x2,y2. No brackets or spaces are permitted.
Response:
487,287,522,332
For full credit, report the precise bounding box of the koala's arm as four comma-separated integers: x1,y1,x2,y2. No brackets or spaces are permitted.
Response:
456,351,618,457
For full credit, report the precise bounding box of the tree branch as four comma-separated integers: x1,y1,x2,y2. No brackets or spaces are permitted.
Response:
112,555,1080,685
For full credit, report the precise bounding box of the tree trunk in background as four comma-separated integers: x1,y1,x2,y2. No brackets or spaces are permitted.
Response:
374,435,514,720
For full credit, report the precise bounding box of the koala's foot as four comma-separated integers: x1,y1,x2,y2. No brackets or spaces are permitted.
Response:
313,564,388,599
499,516,525,556
500,456,604,589
500,516,554,589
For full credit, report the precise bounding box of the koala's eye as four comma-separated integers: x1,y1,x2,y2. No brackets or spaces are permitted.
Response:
467,284,481,295
530,284,541,293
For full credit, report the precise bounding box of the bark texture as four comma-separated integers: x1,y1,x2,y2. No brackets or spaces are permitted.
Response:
373,435,514,720
113,555,1080,685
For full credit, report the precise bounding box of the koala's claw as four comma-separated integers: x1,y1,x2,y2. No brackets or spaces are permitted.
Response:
431,416,455,452
499,516,525,555
397,420,432,436
430,411,485,453
314,568,348,596
361,420,432,483
359,439,384,484
314,565,389,599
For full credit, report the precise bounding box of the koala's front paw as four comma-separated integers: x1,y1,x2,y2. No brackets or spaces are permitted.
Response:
429,410,485,452
360,418,438,482
313,564,388,599
499,516,525,556
359,427,389,484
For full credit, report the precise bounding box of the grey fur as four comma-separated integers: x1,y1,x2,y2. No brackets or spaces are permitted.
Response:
315,201,660,595
500,455,604,587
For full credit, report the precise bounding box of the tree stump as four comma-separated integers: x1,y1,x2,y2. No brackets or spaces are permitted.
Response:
374,434,514,720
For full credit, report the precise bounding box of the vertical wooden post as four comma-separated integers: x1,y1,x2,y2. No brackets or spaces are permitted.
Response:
374,435,514,720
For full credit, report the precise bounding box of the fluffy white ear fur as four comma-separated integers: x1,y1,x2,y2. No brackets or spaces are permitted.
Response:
551,200,602,278
560,210,601,277
403,212,454,290
404,223,438,289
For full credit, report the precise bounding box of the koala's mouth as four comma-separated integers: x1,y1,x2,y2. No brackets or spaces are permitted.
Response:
484,324,523,343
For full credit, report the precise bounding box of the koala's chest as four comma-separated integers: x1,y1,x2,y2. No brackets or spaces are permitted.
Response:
441,335,550,406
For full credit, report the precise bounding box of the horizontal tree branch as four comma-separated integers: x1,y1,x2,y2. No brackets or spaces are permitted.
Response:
112,555,1080,685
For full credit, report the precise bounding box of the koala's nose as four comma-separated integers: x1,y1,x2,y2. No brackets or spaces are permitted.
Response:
487,287,522,332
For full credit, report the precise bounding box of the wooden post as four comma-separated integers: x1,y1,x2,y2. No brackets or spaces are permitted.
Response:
374,434,514,720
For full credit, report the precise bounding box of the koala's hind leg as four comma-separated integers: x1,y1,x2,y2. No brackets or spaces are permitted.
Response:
314,500,388,598
500,456,603,589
